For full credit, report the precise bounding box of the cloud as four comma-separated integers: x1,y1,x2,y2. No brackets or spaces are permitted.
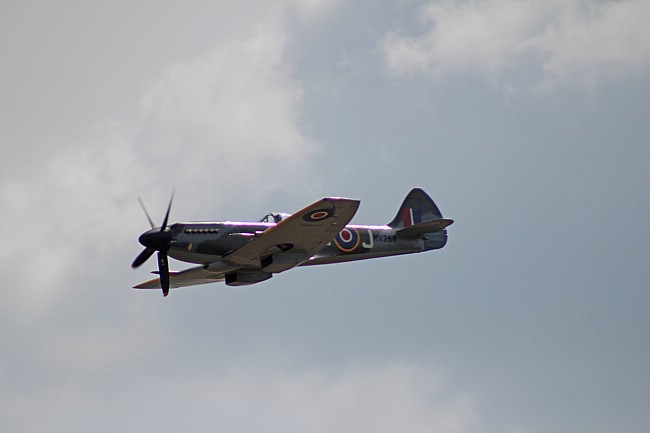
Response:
288,0,341,18
0,18,317,319
382,0,650,91
0,122,144,319
527,0,650,90
139,24,317,198
383,0,543,78
3,364,477,433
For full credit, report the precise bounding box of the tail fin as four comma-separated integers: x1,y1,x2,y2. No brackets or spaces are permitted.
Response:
388,188,449,230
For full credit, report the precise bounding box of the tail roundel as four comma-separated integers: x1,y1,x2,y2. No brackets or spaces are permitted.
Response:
388,188,450,230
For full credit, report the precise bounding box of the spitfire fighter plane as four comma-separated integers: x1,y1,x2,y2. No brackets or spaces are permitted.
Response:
132,188,453,296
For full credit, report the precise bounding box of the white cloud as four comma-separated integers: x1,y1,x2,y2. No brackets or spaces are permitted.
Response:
0,16,317,319
527,0,650,91
139,24,317,198
0,123,145,319
382,0,650,91
383,0,543,78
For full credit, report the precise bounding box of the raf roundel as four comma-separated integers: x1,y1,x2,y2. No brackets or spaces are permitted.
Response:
302,208,334,222
334,228,360,252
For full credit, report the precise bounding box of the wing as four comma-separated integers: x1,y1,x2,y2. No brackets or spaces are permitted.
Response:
134,197,360,290
224,197,360,267
133,265,226,290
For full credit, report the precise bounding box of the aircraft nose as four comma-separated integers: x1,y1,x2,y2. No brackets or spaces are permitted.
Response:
138,228,172,251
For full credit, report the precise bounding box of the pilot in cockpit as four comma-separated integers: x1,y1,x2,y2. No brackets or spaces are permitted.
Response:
260,212,294,223
259,213,285,223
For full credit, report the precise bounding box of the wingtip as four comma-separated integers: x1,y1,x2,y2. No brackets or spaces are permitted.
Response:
133,277,162,289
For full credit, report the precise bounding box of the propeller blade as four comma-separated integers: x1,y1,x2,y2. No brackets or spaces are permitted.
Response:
132,247,155,268
160,190,175,231
158,251,170,297
138,197,155,229
133,191,176,297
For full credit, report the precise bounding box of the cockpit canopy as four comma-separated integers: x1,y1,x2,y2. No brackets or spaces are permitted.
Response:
259,212,292,223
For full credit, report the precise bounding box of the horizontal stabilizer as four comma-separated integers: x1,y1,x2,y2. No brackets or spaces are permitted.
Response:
397,218,454,236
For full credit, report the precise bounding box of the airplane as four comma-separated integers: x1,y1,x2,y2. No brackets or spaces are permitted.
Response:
132,188,453,297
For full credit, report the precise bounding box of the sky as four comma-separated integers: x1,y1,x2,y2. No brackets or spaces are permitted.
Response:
2,0,650,431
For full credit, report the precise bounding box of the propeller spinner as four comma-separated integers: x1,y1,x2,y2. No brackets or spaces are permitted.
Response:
132,192,175,297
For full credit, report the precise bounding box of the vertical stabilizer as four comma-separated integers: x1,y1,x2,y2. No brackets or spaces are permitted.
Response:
388,188,444,228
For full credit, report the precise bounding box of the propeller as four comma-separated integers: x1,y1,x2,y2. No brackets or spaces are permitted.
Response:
132,191,175,297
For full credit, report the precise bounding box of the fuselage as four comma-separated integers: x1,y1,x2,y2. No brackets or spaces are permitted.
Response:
161,219,448,270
